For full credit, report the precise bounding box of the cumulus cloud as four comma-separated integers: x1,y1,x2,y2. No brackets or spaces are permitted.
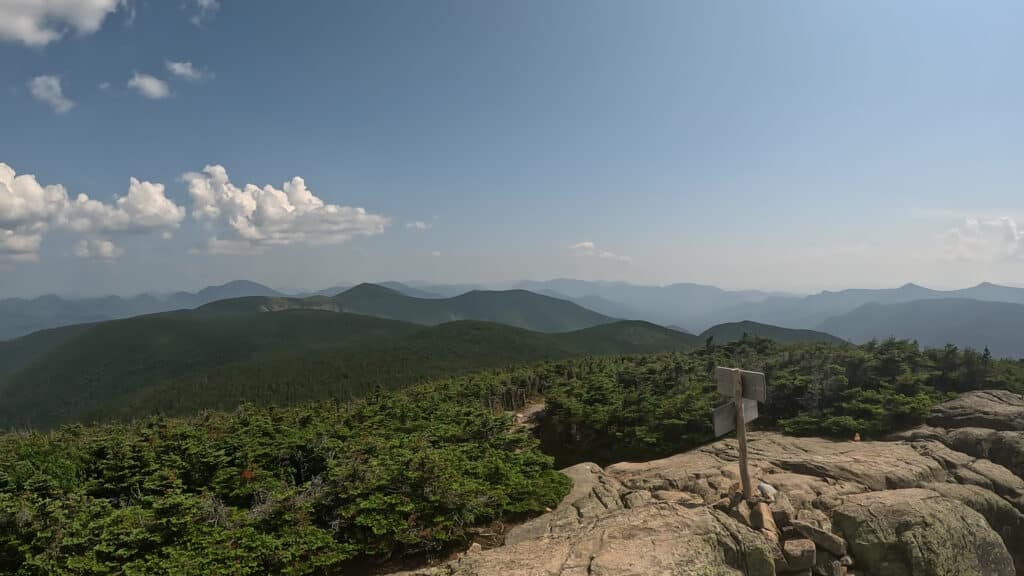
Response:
62,178,186,233
166,61,209,81
182,164,389,254
943,217,1023,262
0,0,122,46
191,0,219,26
406,220,431,230
127,72,170,99
73,238,123,260
569,240,631,263
28,75,74,113
0,162,183,261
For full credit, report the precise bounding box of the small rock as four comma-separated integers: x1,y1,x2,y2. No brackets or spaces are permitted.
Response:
771,493,795,527
467,542,482,554
752,502,779,534
792,519,847,556
783,539,816,571
728,499,753,526
796,508,832,532
622,490,651,509
758,481,778,502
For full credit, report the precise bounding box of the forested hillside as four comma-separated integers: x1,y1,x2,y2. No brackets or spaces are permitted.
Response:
698,320,844,345
0,313,695,429
0,378,569,575
2,335,1019,575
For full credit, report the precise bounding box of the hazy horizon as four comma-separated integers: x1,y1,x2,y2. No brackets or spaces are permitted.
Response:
4,1,1024,298
8,276,1024,301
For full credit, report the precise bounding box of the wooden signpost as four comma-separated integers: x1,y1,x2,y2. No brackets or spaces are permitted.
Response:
712,366,766,500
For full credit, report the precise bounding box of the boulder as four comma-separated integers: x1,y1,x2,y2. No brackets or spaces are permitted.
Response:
783,539,816,571
451,503,773,576
792,520,847,556
927,389,1024,431
832,489,1014,576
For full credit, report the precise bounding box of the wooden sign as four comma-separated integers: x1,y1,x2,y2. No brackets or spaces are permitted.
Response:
713,398,759,437
715,367,766,403
711,366,767,501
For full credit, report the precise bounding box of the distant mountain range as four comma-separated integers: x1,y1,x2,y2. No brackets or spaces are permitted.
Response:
195,283,617,333
6,278,1024,359
0,280,282,340
510,279,785,330
819,298,1024,358
689,282,1024,332
8,276,1024,427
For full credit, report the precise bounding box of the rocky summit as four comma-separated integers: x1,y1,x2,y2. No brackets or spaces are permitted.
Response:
391,390,1024,576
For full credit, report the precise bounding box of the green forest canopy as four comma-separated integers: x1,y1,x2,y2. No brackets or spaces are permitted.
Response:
3,336,1022,575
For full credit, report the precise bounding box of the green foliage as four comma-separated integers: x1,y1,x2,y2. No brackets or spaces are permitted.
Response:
537,336,1024,465
0,315,696,429
0,377,570,575
698,321,845,345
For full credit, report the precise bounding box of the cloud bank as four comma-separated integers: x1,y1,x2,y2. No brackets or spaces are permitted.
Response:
183,165,389,254
0,162,184,261
944,217,1023,262
0,0,122,46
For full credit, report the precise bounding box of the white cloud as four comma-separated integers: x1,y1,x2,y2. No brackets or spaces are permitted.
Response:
28,75,74,113
597,250,632,262
0,0,122,46
127,72,170,99
61,178,186,233
98,81,111,90
191,0,219,26
73,238,123,260
166,61,209,81
0,162,184,262
570,240,631,263
406,220,431,230
431,250,441,257
943,217,1023,262
182,164,389,254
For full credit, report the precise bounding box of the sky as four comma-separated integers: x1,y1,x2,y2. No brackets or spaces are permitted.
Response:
1,0,1023,297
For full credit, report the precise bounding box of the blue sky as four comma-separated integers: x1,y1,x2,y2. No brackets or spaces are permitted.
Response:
2,0,1023,297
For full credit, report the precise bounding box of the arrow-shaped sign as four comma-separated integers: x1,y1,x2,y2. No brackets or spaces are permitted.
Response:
713,398,759,437
715,366,766,403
